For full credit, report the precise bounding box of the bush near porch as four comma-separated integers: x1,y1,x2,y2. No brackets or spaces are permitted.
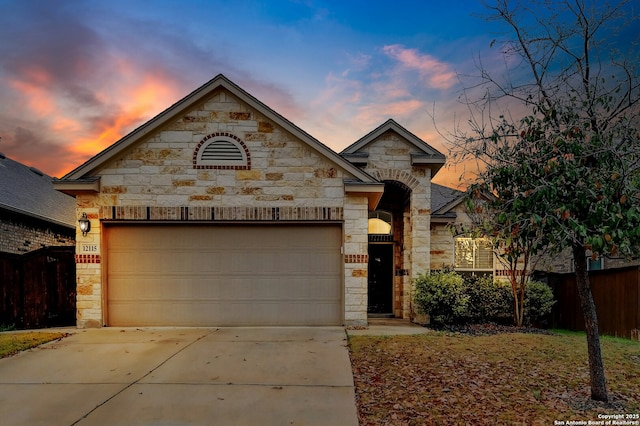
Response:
414,270,555,327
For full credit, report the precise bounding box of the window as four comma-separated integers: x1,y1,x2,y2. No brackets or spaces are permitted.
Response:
368,211,393,235
454,237,493,275
587,256,604,271
193,133,250,169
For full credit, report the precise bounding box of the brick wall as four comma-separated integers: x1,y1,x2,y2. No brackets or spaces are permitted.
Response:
0,213,75,255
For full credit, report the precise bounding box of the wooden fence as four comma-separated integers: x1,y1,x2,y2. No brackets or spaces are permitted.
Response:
0,246,76,329
545,266,640,340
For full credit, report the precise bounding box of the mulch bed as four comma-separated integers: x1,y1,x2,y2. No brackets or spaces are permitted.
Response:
430,322,556,336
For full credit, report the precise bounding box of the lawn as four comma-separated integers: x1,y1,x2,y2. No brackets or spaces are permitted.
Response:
0,331,68,358
349,329,640,425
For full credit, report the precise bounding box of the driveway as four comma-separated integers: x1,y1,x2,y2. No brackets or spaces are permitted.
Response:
0,327,358,426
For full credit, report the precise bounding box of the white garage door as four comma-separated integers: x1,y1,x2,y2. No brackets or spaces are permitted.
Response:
106,225,342,326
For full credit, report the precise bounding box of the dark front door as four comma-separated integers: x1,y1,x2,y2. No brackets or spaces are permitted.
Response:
367,244,394,314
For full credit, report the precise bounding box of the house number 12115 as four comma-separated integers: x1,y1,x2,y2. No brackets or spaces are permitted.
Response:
81,244,98,253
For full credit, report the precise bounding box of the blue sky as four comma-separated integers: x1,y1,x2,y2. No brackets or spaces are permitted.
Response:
0,0,632,186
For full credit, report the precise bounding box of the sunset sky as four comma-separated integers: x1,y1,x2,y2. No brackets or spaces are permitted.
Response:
0,0,635,188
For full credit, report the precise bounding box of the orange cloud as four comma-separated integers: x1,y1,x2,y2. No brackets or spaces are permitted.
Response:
6,59,183,178
71,73,181,158
9,79,56,117
382,44,457,90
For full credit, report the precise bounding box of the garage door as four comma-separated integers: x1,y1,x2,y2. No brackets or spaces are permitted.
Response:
106,225,342,326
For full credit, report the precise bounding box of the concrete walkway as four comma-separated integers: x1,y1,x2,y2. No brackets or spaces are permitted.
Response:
0,327,358,426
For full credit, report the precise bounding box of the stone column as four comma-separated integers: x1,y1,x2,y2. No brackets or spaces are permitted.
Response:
343,195,369,326
408,177,431,320
74,205,104,328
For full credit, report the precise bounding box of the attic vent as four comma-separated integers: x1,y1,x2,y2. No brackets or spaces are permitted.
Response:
201,140,244,162
194,133,251,170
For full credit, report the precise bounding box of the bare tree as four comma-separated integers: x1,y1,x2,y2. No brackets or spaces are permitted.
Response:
449,0,640,402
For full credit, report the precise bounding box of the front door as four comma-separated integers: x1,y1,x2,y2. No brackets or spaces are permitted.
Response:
367,244,394,314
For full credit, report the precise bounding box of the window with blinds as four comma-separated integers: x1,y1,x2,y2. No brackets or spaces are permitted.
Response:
454,237,493,271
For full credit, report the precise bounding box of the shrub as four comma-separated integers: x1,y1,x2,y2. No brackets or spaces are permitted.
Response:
462,275,512,323
414,271,469,325
414,271,556,328
524,281,556,325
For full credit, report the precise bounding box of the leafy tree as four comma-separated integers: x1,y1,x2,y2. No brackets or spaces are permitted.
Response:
464,191,548,327
449,0,640,402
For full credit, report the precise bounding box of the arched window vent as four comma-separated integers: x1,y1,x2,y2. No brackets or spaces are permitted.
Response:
193,133,251,170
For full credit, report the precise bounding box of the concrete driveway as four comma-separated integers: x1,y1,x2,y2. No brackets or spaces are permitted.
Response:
0,327,358,426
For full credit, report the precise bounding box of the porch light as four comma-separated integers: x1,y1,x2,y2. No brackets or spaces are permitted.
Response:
78,212,91,236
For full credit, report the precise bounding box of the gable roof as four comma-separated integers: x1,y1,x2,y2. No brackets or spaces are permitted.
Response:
431,182,466,222
340,119,446,175
0,153,75,228
59,74,377,185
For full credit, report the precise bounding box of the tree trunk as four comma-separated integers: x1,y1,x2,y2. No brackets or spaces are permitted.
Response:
509,271,521,326
572,244,608,402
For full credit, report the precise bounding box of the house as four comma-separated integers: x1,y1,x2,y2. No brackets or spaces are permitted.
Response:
428,181,640,278
0,153,75,254
0,154,76,329
54,74,450,328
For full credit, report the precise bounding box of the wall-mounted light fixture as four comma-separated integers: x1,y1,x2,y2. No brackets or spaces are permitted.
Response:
78,212,91,236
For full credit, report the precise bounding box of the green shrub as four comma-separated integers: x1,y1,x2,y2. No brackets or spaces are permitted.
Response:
414,271,555,328
0,324,15,332
524,281,556,325
414,271,469,325
462,275,512,323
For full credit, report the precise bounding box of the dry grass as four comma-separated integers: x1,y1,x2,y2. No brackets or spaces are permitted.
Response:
349,330,640,425
0,332,68,358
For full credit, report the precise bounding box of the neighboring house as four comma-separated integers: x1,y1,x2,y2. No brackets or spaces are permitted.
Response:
54,74,449,328
0,153,75,254
535,247,640,274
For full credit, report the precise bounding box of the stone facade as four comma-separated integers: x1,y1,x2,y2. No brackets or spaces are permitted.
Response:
430,204,508,276
342,128,445,320
343,196,370,324
67,83,375,328
56,75,445,328
429,198,640,278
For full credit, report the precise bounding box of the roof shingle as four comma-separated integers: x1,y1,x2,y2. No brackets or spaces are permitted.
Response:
0,153,75,228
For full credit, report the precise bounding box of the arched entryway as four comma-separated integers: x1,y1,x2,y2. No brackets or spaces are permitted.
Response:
367,180,411,317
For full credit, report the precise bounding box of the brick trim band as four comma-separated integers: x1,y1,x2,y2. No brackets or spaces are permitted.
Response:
495,269,526,277
370,168,419,190
345,254,368,263
100,206,344,222
75,254,101,264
